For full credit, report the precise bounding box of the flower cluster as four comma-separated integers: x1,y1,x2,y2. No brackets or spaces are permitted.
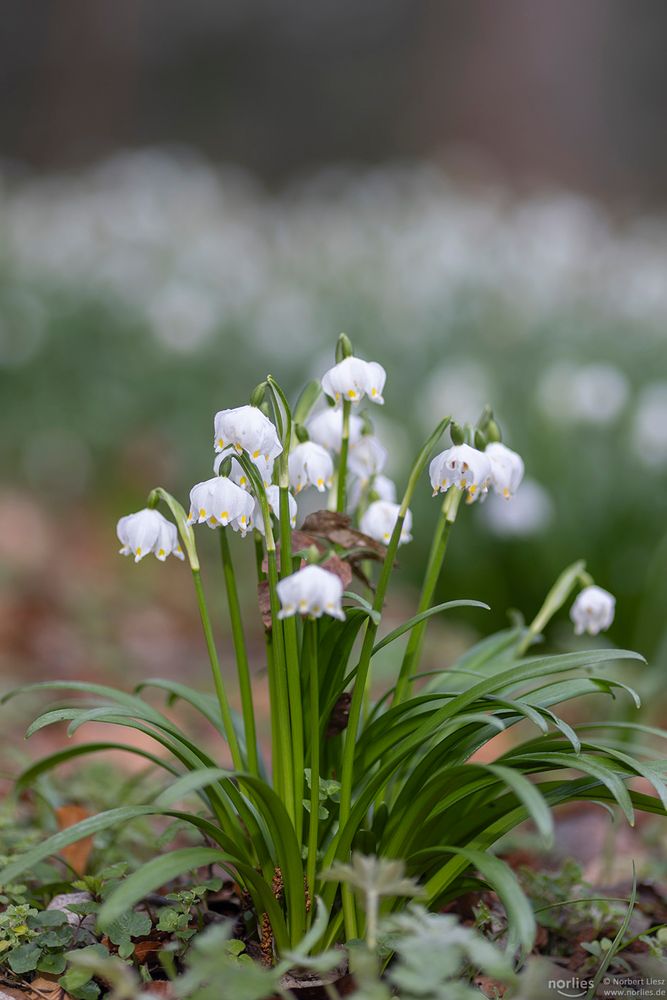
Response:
115,345,615,638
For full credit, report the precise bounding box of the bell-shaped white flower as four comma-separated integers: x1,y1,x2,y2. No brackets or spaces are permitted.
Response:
321,357,386,406
214,453,274,490
253,484,297,537
348,473,397,513
288,442,334,494
117,509,184,563
486,442,525,499
429,444,492,502
360,500,412,546
570,585,616,637
306,408,363,453
348,435,388,481
188,476,254,535
214,405,283,462
277,564,345,621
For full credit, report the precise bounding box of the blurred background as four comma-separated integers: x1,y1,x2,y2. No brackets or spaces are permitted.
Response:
2,0,667,730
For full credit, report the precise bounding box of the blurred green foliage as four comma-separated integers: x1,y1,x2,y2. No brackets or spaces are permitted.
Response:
1,152,666,665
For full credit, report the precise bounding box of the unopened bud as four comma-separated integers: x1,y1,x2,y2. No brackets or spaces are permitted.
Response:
335,333,353,362
250,381,267,408
450,422,465,446
474,428,488,451
486,418,502,443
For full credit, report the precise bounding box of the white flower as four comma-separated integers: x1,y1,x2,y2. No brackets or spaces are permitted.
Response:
348,473,397,512
213,404,283,461
482,479,553,538
276,564,345,621
117,509,184,563
485,442,525,499
570,585,616,637
253,484,297,536
306,408,363,453
631,382,667,468
188,476,254,535
288,442,334,494
321,357,386,406
360,500,412,546
348,436,388,481
214,453,274,489
429,444,492,502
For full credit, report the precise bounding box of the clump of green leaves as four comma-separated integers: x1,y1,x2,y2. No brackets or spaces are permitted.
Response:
156,877,222,946
0,904,74,976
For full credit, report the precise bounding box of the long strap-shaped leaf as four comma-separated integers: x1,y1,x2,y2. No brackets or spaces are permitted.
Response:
409,846,536,958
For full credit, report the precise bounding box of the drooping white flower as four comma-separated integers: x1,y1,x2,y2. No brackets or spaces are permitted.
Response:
360,500,412,546
348,473,397,512
276,564,345,621
188,476,254,535
485,442,525,499
429,444,492,502
306,408,363,453
288,442,334,494
570,585,616,637
253,484,297,537
321,357,386,406
348,436,388,481
631,382,667,468
117,509,184,563
214,405,283,461
214,453,274,489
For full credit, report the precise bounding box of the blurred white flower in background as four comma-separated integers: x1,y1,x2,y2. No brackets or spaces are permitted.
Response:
570,585,616,637
288,441,334,494
306,408,363,453
482,479,554,538
537,362,629,426
631,382,667,467
348,436,388,481
253,484,297,536
147,281,219,352
361,500,412,546
418,361,492,431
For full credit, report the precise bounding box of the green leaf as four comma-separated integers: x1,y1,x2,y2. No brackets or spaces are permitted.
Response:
420,846,536,957
106,909,151,948
37,951,67,974
97,847,229,929
153,767,233,807
371,600,489,656
7,942,42,974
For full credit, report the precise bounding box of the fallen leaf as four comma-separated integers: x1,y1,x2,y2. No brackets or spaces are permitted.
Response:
55,805,93,876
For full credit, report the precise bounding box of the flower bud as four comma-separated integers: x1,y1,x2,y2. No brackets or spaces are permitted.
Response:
474,428,488,451
294,422,310,443
250,381,267,408
450,422,465,446
336,332,354,362
486,419,502,443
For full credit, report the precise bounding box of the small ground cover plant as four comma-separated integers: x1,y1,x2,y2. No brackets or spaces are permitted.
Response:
1,334,665,995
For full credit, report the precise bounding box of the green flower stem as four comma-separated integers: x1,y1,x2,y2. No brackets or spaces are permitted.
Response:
305,618,320,904
218,529,259,777
336,401,351,512
337,416,450,940
191,568,243,772
392,487,461,706
517,559,591,656
265,547,296,825
235,452,294,816
279,483,305,841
